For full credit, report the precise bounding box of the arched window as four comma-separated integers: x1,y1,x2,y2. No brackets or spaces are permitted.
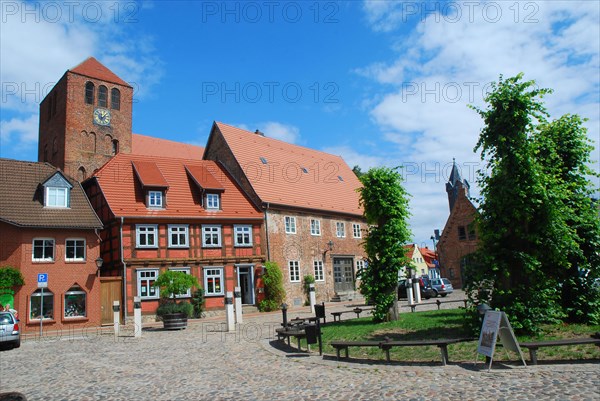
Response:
85,82,94,105
64,285,86,318
111,88,121,110
78,166,87,181
112,139,119,155
98,85,108,107
30,289,54,320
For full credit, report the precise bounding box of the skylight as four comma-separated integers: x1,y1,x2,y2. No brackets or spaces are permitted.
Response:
338,176,344,182
301,167,308,174
260,157,267,164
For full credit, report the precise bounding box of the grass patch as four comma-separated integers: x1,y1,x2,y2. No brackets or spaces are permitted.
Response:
312,309,600,363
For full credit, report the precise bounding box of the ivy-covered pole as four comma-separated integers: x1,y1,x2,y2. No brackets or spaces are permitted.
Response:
358,167,412,322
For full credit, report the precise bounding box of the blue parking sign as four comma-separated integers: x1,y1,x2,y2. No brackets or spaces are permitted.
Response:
37,273,48,288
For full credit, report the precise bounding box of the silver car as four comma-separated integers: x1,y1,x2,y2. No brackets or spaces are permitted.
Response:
430,278,454,297
0,311,20,349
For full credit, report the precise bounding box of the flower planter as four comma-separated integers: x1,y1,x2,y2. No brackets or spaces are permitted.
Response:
162,312,188,330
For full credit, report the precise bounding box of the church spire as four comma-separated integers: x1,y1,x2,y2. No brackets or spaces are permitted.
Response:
445,158,470,212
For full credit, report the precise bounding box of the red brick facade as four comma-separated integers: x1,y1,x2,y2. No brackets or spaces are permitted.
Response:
0,222,101,333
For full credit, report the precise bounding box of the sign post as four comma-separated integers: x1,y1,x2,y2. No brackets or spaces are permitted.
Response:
477,310,526,370
37,273,48,337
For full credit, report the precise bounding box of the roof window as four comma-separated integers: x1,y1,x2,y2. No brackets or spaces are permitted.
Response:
260,157,268,164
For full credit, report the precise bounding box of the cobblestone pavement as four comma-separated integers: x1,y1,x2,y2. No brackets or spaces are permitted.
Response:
1,293,599,401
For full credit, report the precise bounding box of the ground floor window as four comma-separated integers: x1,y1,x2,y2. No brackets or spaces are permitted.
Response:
313,260,324,281
30,289,54,320
64,285,86,318
137,269,159,299
289,261,300,282
204,267,224,296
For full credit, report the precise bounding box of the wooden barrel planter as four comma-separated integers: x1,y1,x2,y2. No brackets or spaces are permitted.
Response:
162,313,188,330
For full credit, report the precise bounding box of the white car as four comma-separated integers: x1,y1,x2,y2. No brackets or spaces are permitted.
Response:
0,311,20,349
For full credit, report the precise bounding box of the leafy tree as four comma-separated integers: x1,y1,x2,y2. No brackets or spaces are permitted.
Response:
358,167,412,322
0,266,24,308
153,270,200,303
258,261,286,312
468,74,600,333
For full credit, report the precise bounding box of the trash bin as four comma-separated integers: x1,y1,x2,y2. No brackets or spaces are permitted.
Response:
314,302,325,323
305,323,319,345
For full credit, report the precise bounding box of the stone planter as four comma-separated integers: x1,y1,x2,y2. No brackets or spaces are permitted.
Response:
162,312,188,330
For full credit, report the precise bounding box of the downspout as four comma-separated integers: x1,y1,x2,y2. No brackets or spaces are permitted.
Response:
120,217,128,322
264,203,271,261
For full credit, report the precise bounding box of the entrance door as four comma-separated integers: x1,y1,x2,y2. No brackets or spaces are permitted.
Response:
333,258,355,293
100,277,122,325
236,265,255,305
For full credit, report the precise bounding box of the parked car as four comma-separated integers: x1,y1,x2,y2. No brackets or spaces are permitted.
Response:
430,278,454,297
0,311,20,349
398,277,436,300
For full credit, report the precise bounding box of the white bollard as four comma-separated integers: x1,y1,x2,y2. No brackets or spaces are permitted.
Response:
309,283,316,314
225,291,235,332
133,296,142,338
407,279,415,306
234,286,243,324
113,300,120,338
413,279,422,303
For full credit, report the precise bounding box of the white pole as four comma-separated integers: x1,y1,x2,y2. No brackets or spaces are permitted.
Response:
309,284,316,314
413,279,422,303
39,287,44,337
225,292,235,332
234,287,243,324
113,300,120,338
407,279,415,306
133,297,142,338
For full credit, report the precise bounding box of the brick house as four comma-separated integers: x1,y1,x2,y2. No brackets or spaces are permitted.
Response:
0,159,103,333
83,153,265,322
436,160,479,288
204,122,367,306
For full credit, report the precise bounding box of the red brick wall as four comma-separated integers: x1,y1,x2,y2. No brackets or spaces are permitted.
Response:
38,72,133,181
0,222,101,333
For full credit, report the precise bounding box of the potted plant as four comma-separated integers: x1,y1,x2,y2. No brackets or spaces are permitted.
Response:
152,270,199,330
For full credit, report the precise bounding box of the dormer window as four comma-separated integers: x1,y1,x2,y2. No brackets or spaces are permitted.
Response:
43,172,72,208
206,193,220,210
148,190,163,208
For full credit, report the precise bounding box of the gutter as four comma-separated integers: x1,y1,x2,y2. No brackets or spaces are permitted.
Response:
120,216,128,322
264,202,271,261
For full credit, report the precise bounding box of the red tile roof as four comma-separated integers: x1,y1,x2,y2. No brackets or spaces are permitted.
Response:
91,154,261,219
211,122,363,217
185,165,224,191
132,134,204,160
403,244,415,259
0,159,102,229
69,57,130,87
132,161,169,188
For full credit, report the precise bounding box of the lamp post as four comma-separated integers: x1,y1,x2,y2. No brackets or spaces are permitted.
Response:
430,235,437,252
95,257,103,276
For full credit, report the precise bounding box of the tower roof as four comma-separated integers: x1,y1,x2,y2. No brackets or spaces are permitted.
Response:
448,158,463,185
69,57,131,87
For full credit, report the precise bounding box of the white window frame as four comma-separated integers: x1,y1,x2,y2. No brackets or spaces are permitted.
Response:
168,225,189,248
170,267,192,298
65,238,86,262
313,260,324,282
202,225,222,247
32,238,55,262
136,225,158,248
289,260,300,282
45,187,68,208
336,222,345,238
204,267,224,296
353,223,362,238
310,219,321,236
356,259,365,272
137,269,159,299
148,190,163,208
234,225,253,247
206,193,220,210
285,216,296,234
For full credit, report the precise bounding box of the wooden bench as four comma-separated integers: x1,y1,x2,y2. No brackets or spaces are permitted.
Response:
331,307,371,322
519,337,600,365
275,327,307,351
330,338,474,365
330,340,384,359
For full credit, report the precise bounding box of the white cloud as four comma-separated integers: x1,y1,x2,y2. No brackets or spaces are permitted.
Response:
256,121,300,144
0,115,39,159
357,0,599,245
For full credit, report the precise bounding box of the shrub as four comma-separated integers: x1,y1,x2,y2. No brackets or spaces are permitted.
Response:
191,288,205,318
156,300,194,320
258,261,286,312
303,274,315,305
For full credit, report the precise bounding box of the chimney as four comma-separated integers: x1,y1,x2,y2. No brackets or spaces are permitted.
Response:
255,129,265,137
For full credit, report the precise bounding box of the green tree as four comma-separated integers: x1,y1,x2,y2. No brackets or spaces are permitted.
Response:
358,167,412,322
0,266,24,308
468,74,600,332
259,261,286,312
153,270,200,303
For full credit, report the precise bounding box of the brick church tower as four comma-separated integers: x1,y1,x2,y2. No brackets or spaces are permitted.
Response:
38,57,133,181
445,158,470,212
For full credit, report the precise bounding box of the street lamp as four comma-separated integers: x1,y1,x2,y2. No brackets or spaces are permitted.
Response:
95,257,103,276
430,235,437,251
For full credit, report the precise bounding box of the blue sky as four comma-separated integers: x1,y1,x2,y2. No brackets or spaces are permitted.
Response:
1,1,599,247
